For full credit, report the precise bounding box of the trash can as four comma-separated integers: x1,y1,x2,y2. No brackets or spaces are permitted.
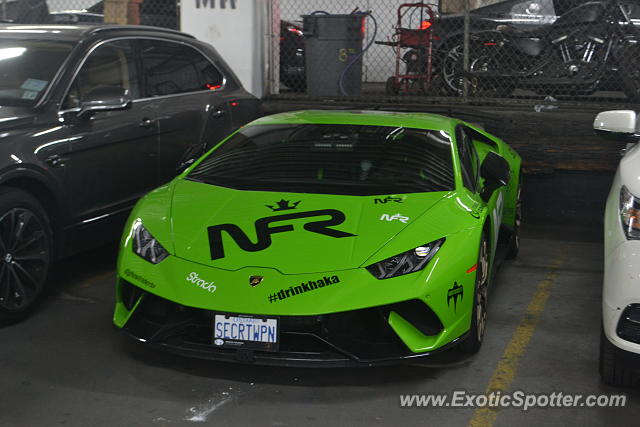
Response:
302,13,365,97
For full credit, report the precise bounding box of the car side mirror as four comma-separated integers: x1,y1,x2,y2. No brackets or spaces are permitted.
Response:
176,158,196,174
480,151,510,202
593,110,640,143
78,85,132,118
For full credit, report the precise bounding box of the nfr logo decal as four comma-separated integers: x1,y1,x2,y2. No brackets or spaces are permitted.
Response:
374,196,403,204
208,209,356,260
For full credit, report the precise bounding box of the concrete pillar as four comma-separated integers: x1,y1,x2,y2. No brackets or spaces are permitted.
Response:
127,0,144,25
104,0,145,25
104,0,129,24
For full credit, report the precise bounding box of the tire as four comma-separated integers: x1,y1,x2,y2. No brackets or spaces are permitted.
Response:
0,187,53,324
459,233,490,353
441,41,465,95
620,60,640,102
620,46,640,102
442,42,514,98
600,327,636,387
385,76,400,95
506,176,522,260
469,54,513,98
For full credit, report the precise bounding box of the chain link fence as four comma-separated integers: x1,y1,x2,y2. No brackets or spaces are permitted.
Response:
3,0,640,108
275,0,640,108
0,0,177,29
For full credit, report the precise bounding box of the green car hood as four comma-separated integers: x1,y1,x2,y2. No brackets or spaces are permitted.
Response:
169,179,455,274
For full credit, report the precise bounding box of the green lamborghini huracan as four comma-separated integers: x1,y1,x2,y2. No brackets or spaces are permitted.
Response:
113,110,522,366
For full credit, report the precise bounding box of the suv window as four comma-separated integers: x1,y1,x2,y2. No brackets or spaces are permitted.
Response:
64,40,140,109
140,40,224,96
456,126,479,192
0,39,73,108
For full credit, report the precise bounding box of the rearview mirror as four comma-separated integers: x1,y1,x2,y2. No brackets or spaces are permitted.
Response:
78,85,132,118
593,110,639,142
480,152,510,202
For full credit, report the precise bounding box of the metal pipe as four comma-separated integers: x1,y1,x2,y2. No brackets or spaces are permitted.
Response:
463,0,470,98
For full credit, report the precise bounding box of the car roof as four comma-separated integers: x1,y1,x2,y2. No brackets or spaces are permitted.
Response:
0,24,194,42
250,110,458,131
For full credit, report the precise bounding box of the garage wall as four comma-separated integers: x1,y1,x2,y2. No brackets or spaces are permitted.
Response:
180,0,269,97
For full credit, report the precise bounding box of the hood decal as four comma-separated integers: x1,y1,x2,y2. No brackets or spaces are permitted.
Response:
374,196,404,204
170,181,456,274
208,209,356,260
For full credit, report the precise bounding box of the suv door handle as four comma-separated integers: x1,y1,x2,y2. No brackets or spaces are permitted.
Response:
211,109,226,119
139,118,155,128
45,154,66,168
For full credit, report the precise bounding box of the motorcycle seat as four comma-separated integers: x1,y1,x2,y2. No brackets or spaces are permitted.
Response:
497,24,549,40
497,25,546,56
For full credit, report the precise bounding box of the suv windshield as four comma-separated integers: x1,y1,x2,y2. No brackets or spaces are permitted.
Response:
0,39,73,107
188,124,455,196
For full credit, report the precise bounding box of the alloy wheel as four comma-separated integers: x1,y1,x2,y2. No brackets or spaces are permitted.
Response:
476,239,489,342
443,44,465,95
0,208,50,312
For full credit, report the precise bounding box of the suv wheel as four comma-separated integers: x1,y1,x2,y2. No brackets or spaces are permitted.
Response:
0,187,53,323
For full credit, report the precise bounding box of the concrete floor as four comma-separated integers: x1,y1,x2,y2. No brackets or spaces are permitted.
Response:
1,225,639,427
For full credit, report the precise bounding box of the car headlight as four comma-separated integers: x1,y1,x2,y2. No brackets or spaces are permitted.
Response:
366,238,445,279
620,186,640,240
132,221,169,264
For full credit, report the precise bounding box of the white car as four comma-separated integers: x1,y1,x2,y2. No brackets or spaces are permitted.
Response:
595,110,640,386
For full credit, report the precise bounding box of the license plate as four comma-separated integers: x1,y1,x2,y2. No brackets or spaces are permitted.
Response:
213,314,279,351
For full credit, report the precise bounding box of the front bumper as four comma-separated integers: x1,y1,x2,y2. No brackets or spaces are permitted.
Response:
602,179,640,355
602,240,640,355
114,216,481,365
120,287,462,367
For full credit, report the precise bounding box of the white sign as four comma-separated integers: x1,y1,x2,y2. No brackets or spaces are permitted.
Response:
181,0,270,97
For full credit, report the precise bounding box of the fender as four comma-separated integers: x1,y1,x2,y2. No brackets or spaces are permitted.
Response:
0,164,68,220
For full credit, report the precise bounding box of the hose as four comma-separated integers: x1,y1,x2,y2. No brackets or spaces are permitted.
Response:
339,11,378,96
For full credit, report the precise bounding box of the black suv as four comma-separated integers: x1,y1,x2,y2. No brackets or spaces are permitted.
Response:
0,25,260,321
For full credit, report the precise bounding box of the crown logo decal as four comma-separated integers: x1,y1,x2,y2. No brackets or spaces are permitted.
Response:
266,199,300,212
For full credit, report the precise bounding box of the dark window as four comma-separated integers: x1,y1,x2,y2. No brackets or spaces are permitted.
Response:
64,40,140,109
187,47,225,90
188,124,455,196
456,127,479,192
0,39,73,107
141,40,223,96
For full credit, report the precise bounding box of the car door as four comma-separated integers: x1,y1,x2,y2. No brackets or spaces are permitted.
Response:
457,125,504,250
139,39,232,185
61,39,158,222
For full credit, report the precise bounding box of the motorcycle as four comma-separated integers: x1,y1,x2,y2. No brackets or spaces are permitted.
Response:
451,0,640,100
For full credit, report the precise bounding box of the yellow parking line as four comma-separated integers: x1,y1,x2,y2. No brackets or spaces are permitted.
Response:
467,251,568,427
84,270,115,287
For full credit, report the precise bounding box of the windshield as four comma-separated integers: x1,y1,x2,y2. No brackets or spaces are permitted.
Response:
0,39,74,107
188,124,455,196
